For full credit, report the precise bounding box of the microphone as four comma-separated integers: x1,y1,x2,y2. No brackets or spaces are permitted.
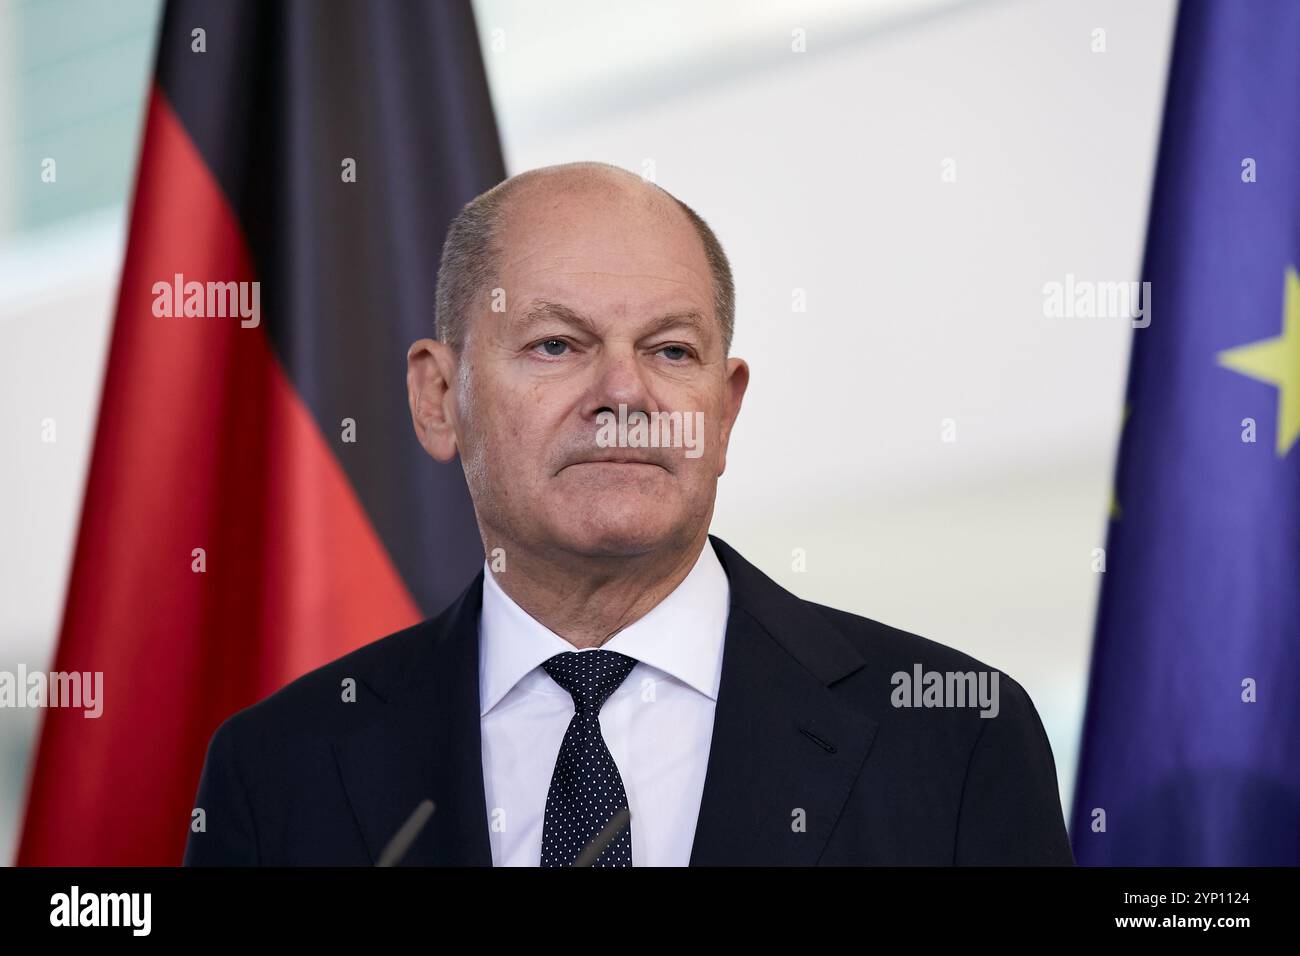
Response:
376,798,436,867
376,799,629,866
572,807,631,867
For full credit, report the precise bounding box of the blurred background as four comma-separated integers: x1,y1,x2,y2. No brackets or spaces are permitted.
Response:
0,0,1179,865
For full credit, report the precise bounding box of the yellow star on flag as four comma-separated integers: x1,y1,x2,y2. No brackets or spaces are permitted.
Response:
1217,265,1300,457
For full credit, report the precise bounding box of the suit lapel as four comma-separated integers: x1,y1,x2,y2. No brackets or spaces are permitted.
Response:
332,574,492,866
689,537,879,865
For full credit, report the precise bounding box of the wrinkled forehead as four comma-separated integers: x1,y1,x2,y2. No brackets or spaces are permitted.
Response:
494,178,715,323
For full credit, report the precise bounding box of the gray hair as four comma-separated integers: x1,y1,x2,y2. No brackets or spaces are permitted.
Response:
434,163,735,354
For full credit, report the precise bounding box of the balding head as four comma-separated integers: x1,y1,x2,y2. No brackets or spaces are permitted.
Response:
434,162,734,353
408,159,749,572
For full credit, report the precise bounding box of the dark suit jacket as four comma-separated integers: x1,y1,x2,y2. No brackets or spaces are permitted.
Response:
183,535,1075,865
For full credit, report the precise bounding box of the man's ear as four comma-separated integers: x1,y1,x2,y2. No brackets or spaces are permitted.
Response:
716,356,749,477
406,337,461,462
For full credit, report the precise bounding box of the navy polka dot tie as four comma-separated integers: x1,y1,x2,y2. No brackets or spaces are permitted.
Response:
540,650,639,867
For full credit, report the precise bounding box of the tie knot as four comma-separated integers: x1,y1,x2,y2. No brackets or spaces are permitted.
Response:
542,650,638,714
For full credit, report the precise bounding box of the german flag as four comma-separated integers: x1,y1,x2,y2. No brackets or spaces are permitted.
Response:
17,0,502,865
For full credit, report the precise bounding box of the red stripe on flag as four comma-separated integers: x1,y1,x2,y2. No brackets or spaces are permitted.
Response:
16,86,423,865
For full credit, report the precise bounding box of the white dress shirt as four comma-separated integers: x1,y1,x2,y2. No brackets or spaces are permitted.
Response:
478,539,730,866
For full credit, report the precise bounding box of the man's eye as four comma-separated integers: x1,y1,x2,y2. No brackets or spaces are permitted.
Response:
537,339,568,356
659,345,689,361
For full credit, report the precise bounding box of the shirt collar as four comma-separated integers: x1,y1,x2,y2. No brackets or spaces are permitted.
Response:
478,539,731,717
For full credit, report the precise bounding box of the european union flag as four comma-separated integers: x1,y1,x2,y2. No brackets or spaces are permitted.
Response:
1071,0,1300,865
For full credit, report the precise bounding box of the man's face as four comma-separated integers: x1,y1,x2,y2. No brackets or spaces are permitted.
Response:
450,180,747,560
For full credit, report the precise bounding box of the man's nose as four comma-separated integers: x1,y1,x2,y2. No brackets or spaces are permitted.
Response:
584,348,657,419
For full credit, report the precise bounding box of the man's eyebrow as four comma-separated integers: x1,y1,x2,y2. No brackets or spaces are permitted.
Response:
512,300,711,339
513,300,598,335
641,310,708,338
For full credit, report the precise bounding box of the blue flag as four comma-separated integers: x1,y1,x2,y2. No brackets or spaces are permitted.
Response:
1071,0,1300,865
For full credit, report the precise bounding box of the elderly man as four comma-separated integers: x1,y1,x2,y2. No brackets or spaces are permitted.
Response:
184,162,1074,867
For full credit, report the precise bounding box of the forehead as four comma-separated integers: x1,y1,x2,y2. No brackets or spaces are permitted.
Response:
495,179,715,322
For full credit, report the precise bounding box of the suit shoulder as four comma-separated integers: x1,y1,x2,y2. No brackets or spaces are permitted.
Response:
217,615,442,743
790,601,1053,794
803,600,1006,676
801,600,1042,713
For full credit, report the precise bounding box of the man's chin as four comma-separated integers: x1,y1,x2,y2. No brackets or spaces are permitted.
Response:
533,470,702,557
545,504,682,559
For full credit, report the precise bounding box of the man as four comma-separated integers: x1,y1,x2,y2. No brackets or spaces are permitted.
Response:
184,162,1074,866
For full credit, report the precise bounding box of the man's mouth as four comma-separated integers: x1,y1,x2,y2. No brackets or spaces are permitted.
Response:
559,455,670,473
